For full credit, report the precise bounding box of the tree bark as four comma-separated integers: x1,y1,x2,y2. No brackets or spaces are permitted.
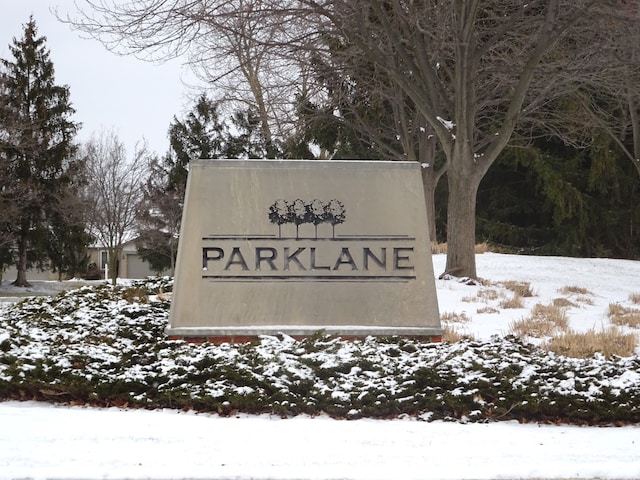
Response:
421,167,438,244
444,144,483,279
108,247,120,285
13,236,31,287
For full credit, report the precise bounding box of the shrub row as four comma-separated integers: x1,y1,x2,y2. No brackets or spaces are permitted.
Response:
1,278,639,424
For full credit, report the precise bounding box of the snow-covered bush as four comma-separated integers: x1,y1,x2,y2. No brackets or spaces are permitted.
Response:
1,279,639,424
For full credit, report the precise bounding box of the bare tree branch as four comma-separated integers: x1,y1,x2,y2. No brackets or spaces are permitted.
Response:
81,129,150,284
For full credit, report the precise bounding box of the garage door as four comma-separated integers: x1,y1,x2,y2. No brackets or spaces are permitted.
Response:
126,254,155,279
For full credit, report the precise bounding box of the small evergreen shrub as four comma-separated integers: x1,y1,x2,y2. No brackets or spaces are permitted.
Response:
1,278,640,425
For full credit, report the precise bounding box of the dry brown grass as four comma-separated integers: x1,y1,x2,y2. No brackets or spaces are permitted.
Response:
431,242,448,254
462,288,501,304
531,303,569,328
558,285,593,296
557,285,594,306
431,242,491,254
542,328,638,358
440,311,471,323
501,281,534,297
477,306,499,314
442,326,475,343
121,286,149,304
509,300,640,357
608,303,640,328
552,297,575,308
630,293,640,305
508,303,568,338
474,242,490,254
478,289,500,301
509,316,556,338
575,295,594,306
499,294,524,309
440,311,474,342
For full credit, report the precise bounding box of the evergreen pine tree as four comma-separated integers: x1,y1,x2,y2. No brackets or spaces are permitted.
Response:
0,18,82,286
135,95,228,273
136,94,279,272
167,94,229,190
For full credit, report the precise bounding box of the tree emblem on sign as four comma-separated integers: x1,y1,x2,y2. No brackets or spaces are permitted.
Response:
326,199,346,239
268,199,292,238
268,199,346,239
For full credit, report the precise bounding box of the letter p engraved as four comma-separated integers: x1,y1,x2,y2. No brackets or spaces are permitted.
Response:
202,247,224,270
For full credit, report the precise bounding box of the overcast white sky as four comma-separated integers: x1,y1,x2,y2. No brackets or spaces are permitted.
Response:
1,1,202,156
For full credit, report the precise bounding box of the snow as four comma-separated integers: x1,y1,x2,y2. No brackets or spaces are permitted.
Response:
2,400,639,479
432,253,640,343
2,253,640,479
436,116,455,131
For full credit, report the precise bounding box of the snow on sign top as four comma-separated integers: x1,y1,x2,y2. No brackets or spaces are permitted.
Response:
167,159,441,340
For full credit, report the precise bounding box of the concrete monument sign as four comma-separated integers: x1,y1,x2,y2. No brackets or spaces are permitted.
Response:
167,159,441,341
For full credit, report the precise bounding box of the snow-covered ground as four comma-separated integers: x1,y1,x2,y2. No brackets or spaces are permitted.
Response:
2,253,640,480
434,253,640,345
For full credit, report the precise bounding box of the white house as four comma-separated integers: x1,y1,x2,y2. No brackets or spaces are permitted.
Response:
2,240,166,282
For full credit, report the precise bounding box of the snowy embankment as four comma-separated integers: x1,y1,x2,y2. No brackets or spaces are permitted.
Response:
1,253,640,479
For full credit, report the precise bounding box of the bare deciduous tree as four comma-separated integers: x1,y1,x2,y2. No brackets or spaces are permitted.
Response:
303,0,638,278
65,0,312,157
309,52,446,241
135,156,184,276
81,130,149,284
67,0,640,279
563,4,640,180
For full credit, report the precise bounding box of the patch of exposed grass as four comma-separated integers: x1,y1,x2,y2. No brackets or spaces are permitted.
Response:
510,316,555,338
430,242,491,254
501,281,534,298
441,312,474,342
609,303,640,328
509,303,568,339
558,286,594,306
442,326,475,343
462,288,501,304
121,285,149,304
478,289,500,301
552,297,575,308
440,311,471,323
431,242,448,254
559,285,593,296
531,303,569,328
499,294,524,309
542,327,638,358
477,306,499,314
575,295,594,306
630,293,640,305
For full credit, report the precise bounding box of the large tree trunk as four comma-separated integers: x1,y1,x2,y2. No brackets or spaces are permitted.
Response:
108,247,120,285
13,236,31,287
419,132,443,244
421,167,438,244
444,155,482,280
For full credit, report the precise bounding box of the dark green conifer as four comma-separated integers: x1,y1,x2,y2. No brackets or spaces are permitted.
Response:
0,17,84,286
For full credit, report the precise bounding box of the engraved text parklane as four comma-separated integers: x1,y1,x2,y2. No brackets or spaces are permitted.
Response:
201,236,416,282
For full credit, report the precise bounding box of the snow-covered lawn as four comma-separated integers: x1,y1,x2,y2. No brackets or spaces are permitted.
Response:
2,253,640,479
3,399,639,480
434,253,640,343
